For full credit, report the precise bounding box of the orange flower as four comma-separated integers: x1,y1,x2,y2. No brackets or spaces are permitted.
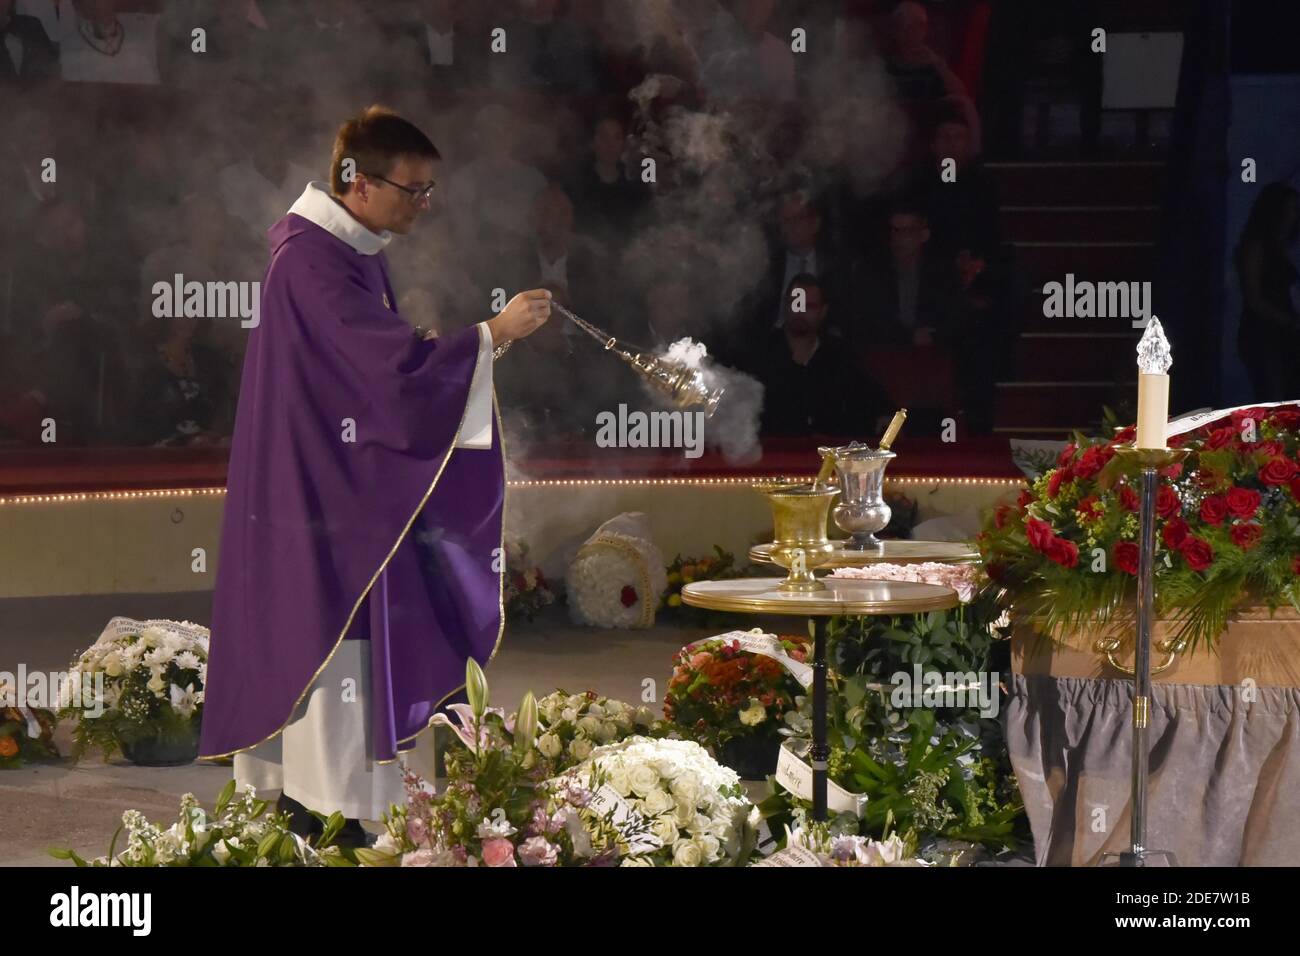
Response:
0,735,19,758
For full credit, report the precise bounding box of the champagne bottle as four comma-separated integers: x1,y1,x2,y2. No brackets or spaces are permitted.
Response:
879,409,907,450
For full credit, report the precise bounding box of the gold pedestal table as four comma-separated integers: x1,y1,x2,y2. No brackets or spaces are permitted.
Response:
681,578,959,821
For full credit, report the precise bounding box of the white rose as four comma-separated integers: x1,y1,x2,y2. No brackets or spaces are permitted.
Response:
671,840,703,867
642,787,674,817
620,856,654,867
598,721,619,742
629,764,659,798
673,800,695,827
586,703,606,718
652,815,680,845
695,834,721,862
568,737,593,761
576,716,602,739
669,775,700,806
560,708,579,723
688,813,712,837
605,764,632,797
537,733,563,759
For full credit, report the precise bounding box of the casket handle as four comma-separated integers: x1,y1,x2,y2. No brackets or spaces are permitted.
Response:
1093,635,1188,676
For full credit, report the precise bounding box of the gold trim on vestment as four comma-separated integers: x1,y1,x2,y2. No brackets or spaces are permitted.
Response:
380,392,508,761
198,331,488,761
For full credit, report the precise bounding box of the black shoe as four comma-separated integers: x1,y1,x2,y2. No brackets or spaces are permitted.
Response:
276,792,324,840
332,818,370,850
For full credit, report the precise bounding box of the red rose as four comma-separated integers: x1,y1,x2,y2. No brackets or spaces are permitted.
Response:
1118,484,1140,513
1161,516,1190,550
1225,486,1262,519
1045,536,1079,568
1203,426,1237,450
1254,440,1285,457
1113,541,1140,575
1179,536,1214,572
1025,517,1054,552
1077,496,1104,521
1074,446,1106,479
1269,409,1300,429
1199,495,1228,525
1156,485,1181,518
1114,425,1137,444
1016,488,1034,510
1259,457,1298,486
994,505,1013,529
1230,522,1263,551
620,585,638,608
1057,443,1077,468
1047,466,1073,499
1160,462,1184,479
1168,433,1188,448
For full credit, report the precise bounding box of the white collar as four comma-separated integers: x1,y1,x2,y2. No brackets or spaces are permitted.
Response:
288,181,393,256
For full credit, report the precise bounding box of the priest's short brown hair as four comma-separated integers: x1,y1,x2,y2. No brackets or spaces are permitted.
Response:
330,106,441,196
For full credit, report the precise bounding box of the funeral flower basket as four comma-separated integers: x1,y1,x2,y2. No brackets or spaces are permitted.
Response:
59,618,208,765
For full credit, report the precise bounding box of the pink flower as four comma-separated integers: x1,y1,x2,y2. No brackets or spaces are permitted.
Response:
406,815,429,847
400,849,440,867
517,836,559,867
481,837,517,867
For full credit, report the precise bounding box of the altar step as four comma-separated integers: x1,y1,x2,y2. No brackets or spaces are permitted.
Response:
987,159,1165,437
999,205,1160,243
986,160,1164,207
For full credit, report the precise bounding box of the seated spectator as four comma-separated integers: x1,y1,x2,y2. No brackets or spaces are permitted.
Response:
160,0,273,89
914,109,1000,262
0,0,58,86
751,188,851,336
564,114,649,256
138,192,262,365
59,0,161,85
854,203,961,350
752,274,888,438
217,108,318,240
698,0,795,104
128,315,234,447
886,1,981,152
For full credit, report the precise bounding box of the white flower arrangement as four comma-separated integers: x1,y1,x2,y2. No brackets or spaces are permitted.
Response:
59,618,209,761
565,515,668,629
52,783,350,867
781,822,929,867
548,736,757,867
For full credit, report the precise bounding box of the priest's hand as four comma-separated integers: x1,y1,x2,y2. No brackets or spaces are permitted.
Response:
487,289,552,347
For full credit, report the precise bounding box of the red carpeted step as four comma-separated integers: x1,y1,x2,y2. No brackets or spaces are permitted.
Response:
987,161,1164,206
1000,206,1160,243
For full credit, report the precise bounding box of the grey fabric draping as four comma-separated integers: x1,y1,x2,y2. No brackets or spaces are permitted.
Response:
1006,672,1300,866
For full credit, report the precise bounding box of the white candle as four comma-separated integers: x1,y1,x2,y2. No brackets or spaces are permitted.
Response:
1135,318,1172,450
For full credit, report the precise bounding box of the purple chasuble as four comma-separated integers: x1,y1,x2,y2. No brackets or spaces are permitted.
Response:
198,205,504,763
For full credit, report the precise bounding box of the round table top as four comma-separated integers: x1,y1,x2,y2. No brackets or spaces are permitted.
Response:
749,539,980,568
681,577,960,616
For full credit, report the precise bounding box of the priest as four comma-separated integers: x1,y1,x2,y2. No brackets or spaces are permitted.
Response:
197,106,552,847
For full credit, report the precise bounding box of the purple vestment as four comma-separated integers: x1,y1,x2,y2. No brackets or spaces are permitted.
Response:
198,209,504,763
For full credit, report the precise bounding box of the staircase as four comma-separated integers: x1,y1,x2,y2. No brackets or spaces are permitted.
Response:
988,160,1164,438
